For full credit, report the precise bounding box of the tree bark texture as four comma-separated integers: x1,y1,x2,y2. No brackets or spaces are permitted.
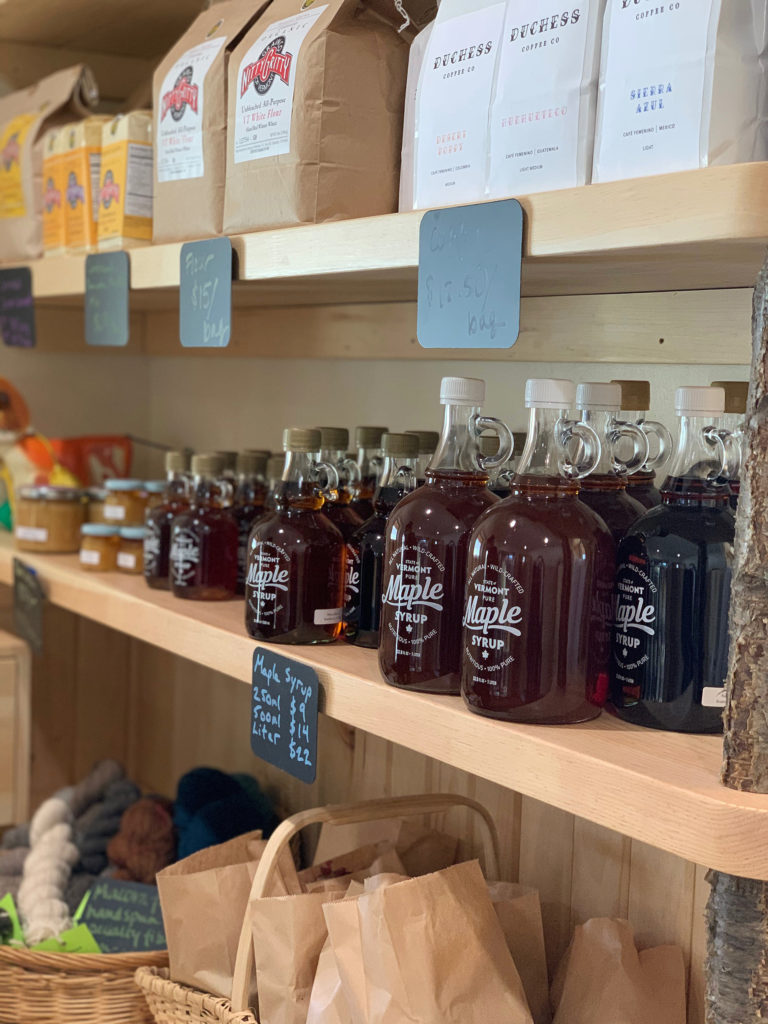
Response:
706,252,768,1022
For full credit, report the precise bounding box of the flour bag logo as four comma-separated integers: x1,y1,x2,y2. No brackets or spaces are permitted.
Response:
1,133,20,171
43,176,61,212
100,169,120,209
66,170,85,208
240,37,293,97
161,66,199,122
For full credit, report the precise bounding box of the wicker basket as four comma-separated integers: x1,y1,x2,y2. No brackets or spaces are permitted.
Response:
135,792,500,1024
0,945,168,1024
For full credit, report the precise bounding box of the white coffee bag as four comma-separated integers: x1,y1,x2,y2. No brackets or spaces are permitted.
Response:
593,0,768,183
487,0,606,197
399,21,435,211
413,0,506,209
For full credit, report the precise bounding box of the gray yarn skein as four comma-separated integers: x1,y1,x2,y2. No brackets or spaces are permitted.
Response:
75,779,140,874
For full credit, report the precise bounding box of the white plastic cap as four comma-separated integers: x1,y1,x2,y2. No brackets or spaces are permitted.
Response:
439,376,485,406
525,378,575,410
576,382,621,412
675,386,725,417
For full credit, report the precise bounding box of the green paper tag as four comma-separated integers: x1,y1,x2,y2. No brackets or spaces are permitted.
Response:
0,893,23,944
73,890,91,923
31,922,102,954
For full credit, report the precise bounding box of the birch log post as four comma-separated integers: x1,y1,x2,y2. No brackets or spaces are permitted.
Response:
706,254,768,1022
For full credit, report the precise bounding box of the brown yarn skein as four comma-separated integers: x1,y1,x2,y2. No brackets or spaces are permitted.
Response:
107,797,176,884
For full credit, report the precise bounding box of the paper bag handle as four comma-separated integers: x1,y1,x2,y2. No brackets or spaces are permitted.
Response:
230,792,500,1012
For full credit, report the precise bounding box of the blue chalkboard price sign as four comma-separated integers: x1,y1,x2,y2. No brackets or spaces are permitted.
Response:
81,879,166,953
85,252,130,346
417,199,523,350
0,267,36,347
180,237,232,348
251,648,319,784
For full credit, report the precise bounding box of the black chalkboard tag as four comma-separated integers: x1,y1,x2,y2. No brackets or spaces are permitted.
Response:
85,251,130,346
417,199,523,349
251,648,319,784
81,880,166,953
180,237,232,348
0,267,36,348
13,559,44,655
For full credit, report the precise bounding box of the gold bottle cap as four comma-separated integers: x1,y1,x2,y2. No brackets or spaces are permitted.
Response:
405,430,439,454
711,380,748,415
316,426,349,451
165,450,189,474
355,426,388,448
610,379,651,412
236,451,267,475
283,428,321,453
191,452,226,476
382,432,419,458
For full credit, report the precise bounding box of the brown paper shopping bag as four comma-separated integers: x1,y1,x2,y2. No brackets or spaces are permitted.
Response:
157,830,300,999
489,882,551,1024
551,918,687,1024
313,818,458,876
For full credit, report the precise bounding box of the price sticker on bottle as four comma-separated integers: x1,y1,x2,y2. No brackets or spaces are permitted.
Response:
179,237,232,348
0,267,36,348
85,252,130,346
417,199,523,349
251,648,319,784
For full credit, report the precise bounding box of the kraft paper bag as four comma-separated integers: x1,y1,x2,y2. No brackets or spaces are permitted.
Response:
302,847,407,894
551,917,686,1024
488,881,550,1024
312,818,458,876
306,936,354,1024
157,830,300,999
0,65,98,262
250,889,346,1024
152,0,269,242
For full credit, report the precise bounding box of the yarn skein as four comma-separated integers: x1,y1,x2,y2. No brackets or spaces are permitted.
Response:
18,799,78,944
107,797,176,884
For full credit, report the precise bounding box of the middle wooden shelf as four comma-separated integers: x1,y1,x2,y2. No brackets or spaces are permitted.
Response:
1,532,765,878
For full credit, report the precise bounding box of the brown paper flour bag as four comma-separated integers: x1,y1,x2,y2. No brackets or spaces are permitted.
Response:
153,0,269,242
306,936,354,1024
158,830,300,999
488,882,550,1024
0,65,98,262
551,918,686,1024
313,818,458,876
224,0,411,233
300,841,406,893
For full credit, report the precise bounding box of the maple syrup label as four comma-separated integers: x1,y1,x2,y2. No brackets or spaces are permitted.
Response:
612,555,657,695
381,544,445,660
462,560,524,682
246,539,291,627
170,528,200,586
343,543,360,610
144,521,162,576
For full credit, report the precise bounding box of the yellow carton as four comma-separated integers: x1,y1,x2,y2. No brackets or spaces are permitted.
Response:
97,111,153,250
41,127,67,256
62,115,110,253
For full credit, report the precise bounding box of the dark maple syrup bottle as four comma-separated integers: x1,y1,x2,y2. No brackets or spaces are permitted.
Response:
405,431,439,486
711,380,748,510
170,453,238,600
316,427,364,541
349,426,387,520
245,428,346,644
233,451,268,596
379,377,513,694
462,378,615,724
575,382,649,544
611,379,672,509
144,450,191,590
345,432,419,647
611,386,740,733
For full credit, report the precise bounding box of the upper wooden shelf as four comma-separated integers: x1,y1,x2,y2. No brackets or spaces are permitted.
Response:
23,164,768,308
1,533,766,878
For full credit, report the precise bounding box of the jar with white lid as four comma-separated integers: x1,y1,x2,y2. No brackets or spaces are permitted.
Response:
103,479,147,526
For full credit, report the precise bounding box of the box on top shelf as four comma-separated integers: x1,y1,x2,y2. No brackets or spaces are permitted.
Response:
153,0,270,244
97,111,153,251
41,128,67,257
62,116,111,253
0,65,98,263
224,0,434,234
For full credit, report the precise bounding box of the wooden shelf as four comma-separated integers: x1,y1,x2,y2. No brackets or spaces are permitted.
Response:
21,164,768,308
1,534,766,878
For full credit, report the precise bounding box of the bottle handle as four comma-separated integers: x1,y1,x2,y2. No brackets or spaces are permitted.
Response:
473,416,513,471
607,417,650,478
393,464,417,493
557,419,602,480
313,459,340,499
215,479,234,507
640,418,672,473
339,456,360,490
704,427,741,482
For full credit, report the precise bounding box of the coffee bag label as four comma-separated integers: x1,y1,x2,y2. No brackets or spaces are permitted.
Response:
157,37,227,182
233,5,328,164
414,3,506,208
594,0,712,180
0,114,37,220
488,2,592,194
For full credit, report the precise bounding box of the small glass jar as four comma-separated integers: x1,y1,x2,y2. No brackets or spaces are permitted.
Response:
143,481,166,511
15,485,85,553
117,526,146,574
103,479,147,526
79,524,120,571
86,487,108,523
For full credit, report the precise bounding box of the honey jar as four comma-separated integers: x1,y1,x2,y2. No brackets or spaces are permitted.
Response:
79,524,120,571
15,485,86,553
143,481,166,511
117,526,146,574
103,479,147,526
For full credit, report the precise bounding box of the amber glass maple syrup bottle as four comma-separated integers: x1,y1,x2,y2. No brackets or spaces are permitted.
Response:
379,377,512,694
461,378,615,724
170,452,238,600
144,450,190,590
315,427,364,541
245,428,346,644
611,379,672,509
611,386,739,733
345,432,419,647
233,451,268,596
350,426,388,521
575,382,649,544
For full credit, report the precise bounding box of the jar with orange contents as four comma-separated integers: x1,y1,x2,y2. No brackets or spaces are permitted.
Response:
79,524,120,571
15,486,86,553
117,526,146,574
103,479,147,526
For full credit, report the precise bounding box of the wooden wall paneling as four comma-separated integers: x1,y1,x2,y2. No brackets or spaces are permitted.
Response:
429,759,479,864
569,819,631,926
72,617,132,778
687,865,710,1024
351,732,392,801
472,777,522,882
